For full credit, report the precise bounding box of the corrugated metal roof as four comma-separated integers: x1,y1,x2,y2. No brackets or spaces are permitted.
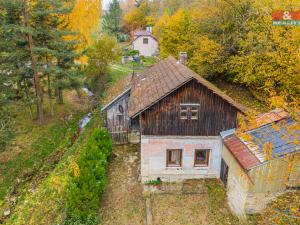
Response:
248,118,299,157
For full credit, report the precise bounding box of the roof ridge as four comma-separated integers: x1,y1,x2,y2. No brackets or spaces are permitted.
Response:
128,55,245,117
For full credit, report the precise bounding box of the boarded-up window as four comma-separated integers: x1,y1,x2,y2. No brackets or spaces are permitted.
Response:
167,149,182,167
143,38,148,44
180,104,199,120
194,149,210,166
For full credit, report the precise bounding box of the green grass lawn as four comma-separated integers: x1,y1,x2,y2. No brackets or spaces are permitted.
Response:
108,57,157,84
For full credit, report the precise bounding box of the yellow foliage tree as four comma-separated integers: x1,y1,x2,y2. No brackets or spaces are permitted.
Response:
67,0,101,48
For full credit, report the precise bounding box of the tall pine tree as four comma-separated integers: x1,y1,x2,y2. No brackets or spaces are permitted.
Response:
0,0,81,124
102,0,122,40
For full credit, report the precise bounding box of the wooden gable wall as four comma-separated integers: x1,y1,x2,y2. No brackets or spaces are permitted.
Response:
140,79,238,136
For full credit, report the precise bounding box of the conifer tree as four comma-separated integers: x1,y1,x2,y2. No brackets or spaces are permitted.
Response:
102,0,122,40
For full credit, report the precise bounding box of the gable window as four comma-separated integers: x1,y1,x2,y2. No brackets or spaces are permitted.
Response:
143,38,148,44
180,105,188,119
194,149,210,166
166,149,182,167
180,104,199,120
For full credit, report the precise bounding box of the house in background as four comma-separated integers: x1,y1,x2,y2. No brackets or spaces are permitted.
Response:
132,27,159,57
220,108,300,219
127,55,245,182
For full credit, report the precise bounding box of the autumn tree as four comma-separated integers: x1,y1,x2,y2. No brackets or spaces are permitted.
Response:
122,1,151,34
67,0,102,48
84,34,120,94
153,0,300,111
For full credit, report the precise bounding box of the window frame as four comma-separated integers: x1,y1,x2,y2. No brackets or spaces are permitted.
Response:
180,103,200,120
143,37,148,44
166,149,182,167
190,106,199,120
180,105,188,120
194,149,210,167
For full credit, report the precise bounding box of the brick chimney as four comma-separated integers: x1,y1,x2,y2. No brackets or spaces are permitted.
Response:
179,52,187,65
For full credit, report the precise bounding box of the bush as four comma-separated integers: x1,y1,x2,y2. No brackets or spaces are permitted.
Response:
65,128,112,223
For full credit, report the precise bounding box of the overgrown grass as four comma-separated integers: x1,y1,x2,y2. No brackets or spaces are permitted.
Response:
205,179,240,224
4,111,107,225
0,115,81,201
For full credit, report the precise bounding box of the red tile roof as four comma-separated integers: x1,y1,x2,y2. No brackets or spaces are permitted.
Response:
128,56,245,118
224,134,261,170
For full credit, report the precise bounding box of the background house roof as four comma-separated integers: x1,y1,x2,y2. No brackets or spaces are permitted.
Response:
128,56,245,118
223,110,299,170
133,30,157,41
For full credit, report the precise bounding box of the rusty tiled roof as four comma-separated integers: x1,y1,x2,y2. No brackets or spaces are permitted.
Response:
256,108,289,127
128,56,245,118
224,134,261,170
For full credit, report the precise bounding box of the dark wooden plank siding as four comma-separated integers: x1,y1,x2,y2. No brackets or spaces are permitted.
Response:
141,79,238,136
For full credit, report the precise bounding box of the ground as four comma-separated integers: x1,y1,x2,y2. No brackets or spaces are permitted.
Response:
99,144,240,225
99,144,146,225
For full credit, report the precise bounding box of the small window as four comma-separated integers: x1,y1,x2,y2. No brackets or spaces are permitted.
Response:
190,106,198,120
180,104,199,120
118,104,124,114
194,149,210,166
166,149,182,167
143,38,148,44
180,105,188,119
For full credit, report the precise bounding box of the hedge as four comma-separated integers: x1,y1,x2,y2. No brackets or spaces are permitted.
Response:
65,128,112,224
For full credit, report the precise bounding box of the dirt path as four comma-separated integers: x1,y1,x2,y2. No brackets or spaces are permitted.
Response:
99,144,146,225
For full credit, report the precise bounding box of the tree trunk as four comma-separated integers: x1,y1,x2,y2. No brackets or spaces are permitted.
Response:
56,86,63,104
47,74,54,116
24,0,44,124
24,79,34,119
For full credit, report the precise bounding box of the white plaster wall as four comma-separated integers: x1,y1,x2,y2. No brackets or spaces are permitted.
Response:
141,135,222,182
132,36,158,57
226,170,248,219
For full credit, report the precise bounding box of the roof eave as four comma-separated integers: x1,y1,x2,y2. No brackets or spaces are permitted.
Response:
101,88,131,112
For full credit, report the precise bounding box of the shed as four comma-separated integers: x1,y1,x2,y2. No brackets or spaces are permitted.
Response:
220,109,300,219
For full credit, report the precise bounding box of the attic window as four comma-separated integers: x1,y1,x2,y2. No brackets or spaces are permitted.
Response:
143,38,148,44
180,104,199,120
118,104,124,114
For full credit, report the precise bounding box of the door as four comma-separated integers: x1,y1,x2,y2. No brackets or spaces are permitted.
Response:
220,158,229,187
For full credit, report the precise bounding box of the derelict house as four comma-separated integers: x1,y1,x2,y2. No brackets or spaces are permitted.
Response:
127,55,244,182
101,54,300,219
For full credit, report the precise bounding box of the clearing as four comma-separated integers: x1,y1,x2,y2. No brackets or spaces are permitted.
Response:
99,145,240,225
